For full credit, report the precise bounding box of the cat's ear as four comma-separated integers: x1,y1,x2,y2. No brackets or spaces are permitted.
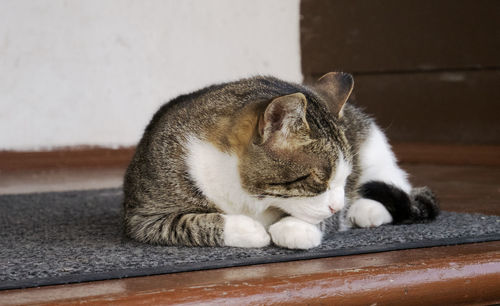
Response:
315,72,354,118
258,92,308,144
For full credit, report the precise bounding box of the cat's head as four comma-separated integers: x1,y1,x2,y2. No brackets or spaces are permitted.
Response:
239,72,355,224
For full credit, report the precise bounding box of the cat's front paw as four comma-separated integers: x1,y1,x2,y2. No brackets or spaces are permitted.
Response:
269,216,322,249
347,198,393,228
223,215,271,248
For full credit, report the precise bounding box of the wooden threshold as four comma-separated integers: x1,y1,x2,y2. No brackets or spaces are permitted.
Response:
0,143,499,172
392,143,500,167
1,242,499,305
0,146,135,171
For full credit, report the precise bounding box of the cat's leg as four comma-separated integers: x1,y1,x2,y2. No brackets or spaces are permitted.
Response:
346,122,439,228
346,198,393,228
358,123,412,193
346,122,410,229
125,210,225,246
125,209,270,247
268,216,323,249
223,214,271,248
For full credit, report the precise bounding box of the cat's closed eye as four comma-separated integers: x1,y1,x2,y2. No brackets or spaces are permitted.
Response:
268,174,311,186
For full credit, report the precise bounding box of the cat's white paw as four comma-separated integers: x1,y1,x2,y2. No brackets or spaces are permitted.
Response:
223,215,270,248
347,198,393,228
268,216,323,249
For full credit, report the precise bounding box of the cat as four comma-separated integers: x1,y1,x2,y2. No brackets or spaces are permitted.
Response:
123,72,439,249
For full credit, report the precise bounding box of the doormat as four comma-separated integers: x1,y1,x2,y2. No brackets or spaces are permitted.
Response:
1,188,499,290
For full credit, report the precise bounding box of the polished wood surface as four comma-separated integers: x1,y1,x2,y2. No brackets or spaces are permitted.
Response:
1,242,498,305
403,164,500,216
394,143,500,167
0,146,134,171
0,168,125,195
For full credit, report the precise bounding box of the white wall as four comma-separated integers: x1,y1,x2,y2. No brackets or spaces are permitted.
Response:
0,0,302,151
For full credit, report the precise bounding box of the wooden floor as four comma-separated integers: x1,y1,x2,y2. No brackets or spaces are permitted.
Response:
402,164,500,215
0,161,499,305
0,168,125,195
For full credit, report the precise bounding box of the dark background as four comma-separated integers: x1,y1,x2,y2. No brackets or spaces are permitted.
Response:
300,0,500,145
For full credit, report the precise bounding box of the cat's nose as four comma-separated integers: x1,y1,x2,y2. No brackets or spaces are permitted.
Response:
329,187,345,213
329,198,345,213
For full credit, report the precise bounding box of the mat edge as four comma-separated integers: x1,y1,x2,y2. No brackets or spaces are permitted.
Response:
1,233,499,291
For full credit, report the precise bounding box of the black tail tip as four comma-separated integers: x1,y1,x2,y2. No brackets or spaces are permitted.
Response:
410,186,440,222
359,181,440,224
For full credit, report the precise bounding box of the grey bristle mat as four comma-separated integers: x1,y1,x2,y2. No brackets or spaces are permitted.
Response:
1,188,499,290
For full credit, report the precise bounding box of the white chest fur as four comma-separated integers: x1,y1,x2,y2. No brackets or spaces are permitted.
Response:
186,136,351,226
186,136,279,226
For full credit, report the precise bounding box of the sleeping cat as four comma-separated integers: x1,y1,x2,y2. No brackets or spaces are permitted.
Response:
123,72,439,249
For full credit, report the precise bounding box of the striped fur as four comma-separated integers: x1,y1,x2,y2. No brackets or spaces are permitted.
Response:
123,73,439,249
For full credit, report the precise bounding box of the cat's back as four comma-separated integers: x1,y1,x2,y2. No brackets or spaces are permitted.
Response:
341,103,373,145
144,76,304,134
123,76,310,211
134,76,374,165
125,77,307,184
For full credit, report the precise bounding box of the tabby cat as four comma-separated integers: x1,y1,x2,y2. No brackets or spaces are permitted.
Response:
123,72,439,249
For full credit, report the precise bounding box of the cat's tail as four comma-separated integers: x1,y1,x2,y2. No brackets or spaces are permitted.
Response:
359,181,440,224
